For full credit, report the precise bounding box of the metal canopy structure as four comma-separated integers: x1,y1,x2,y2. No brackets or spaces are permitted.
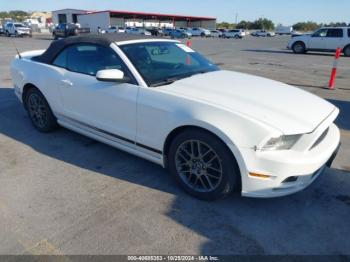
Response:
53,9,217,31
85,10,216,22
80,10,217,28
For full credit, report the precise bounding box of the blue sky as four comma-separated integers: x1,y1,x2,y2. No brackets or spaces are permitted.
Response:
1,0,349,25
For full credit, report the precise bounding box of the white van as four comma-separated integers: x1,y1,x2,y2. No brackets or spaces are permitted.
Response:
275,26,293,35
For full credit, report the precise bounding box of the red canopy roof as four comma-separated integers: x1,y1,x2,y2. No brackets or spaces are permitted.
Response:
81,10,216,21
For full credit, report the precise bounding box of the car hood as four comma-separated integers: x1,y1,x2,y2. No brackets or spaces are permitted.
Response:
161,70,336,135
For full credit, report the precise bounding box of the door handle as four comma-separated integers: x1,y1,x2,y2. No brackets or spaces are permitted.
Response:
61,79,73,87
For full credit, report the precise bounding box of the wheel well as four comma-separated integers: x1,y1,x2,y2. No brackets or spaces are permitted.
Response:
293,41,306,48
22,83,38,109
163,126,236,164
163,125,242,190
343,44,350,52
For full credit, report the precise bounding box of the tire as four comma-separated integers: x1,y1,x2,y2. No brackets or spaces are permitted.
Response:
343,45,350,57
6,31,10,37
168,129,240,201
25,88,58,133
292,41,306,54
234,35,240,39
201,33,205,37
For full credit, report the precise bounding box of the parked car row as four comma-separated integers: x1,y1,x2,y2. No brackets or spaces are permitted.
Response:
50,23,280,41
104,26,248,39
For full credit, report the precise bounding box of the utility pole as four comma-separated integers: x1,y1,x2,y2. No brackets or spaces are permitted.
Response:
235,12,238,24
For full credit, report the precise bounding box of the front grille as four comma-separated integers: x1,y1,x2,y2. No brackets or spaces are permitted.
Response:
310,128,329,150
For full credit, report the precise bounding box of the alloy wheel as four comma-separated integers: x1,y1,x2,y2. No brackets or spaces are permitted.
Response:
294,43,305,53
27,93,48,129
175,140,223,193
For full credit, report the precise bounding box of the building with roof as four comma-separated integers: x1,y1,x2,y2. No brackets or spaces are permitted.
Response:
24,12,52,29
52,9,89,25
51,8,217,32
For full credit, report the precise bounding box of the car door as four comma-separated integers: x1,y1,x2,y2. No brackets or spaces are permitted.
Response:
6,23,13,34
58,24,66,37
324,28,344,50
55,44,139,143
192,28,200,36
308,28,327,50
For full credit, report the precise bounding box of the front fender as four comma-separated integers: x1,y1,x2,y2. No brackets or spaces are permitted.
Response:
289,36,309,49
136,87,282,175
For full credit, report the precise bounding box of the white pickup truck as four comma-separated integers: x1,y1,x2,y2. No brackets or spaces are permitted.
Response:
288,27,350,56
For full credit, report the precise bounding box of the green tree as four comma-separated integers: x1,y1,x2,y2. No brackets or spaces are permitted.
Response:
0,10,29,22
293,21,320,32
236,20,253,29
323,22,347,27
251,18,275,30
216,22,236,29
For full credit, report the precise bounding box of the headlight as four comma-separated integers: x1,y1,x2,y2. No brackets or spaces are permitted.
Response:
262,135,302,151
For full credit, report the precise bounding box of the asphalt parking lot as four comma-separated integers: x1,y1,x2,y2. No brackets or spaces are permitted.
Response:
0,34,349,255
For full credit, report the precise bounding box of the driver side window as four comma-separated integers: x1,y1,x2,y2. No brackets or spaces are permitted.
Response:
66,44,127,76
312,29,327,37
52,44,136,84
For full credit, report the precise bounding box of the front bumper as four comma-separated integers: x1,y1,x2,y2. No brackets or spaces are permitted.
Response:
17,31,31,36
240,122,341,198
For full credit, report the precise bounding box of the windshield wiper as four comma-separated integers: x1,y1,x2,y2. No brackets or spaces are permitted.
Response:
150,71,209,87
150,77,179,87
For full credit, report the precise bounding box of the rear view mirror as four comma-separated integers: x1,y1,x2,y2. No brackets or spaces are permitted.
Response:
96,69,129,83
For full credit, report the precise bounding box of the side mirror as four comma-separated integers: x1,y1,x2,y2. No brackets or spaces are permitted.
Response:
96,69,129,83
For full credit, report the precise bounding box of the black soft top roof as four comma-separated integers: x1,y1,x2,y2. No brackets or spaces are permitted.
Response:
34,34,163,64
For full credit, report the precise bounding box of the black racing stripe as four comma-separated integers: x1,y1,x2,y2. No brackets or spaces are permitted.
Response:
136,143,163,155
60,114,162,155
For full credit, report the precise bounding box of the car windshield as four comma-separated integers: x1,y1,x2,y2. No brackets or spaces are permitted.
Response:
120,41,219,87
14,24,25,28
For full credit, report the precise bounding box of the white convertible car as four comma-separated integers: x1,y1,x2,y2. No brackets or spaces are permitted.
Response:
11,34,341,200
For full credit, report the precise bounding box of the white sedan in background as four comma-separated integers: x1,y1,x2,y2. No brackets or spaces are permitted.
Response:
222,29,244,39
105,26,125,33
210,30,222,38
11,34,340,200
125,27,152,36
187,27,211,37
254,30,276,37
